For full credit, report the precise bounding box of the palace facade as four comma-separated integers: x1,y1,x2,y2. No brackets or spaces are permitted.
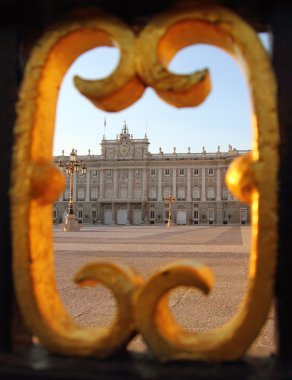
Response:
53,123,250,226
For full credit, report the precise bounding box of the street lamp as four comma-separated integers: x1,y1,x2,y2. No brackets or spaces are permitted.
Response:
165,194,176,227
58,149,87,231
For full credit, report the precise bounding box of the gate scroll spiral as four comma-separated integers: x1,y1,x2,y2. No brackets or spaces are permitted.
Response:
11,5,278,361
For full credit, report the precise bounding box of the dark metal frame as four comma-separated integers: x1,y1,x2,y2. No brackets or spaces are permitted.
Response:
0,1,291,378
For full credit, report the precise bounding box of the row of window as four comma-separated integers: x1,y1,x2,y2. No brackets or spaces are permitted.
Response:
89,168,217,178
92,169,143,178
53,209,97,220
149,209,247,221
63,188,98,201
63,187,231,201
149,188,230,200
54,209,247,223
156,168,214,176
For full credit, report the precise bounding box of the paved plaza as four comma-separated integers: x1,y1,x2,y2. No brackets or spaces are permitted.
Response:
53,225,275,356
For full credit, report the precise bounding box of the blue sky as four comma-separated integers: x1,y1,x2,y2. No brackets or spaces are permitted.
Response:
54,34,270,156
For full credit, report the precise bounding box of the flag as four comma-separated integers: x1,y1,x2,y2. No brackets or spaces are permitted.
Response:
103,116,106,138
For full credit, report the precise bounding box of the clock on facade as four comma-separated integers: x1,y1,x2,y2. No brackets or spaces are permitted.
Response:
120,146,129,156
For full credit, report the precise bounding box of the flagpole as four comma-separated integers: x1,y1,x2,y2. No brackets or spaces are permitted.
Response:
103,116,106,139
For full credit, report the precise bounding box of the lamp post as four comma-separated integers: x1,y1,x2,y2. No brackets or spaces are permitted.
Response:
165,194,176,227
58,149,87,231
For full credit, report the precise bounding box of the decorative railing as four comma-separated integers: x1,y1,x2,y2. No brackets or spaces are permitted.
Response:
55,150,250,162
147,150,250,161
10,3,278,362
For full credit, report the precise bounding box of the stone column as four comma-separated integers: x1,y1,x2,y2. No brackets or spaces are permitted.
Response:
128,169,133,199
85,169,90,202
227,168,232,201
172,168,177,197
201,167,206,201
126,202,130,225
97,202,102,224
142,168,147,199
216,167,221,201
111,202,116,224
99,169,104,199
113,169,118,199
228,190,232,201
187,167,191,201
158,169,162,201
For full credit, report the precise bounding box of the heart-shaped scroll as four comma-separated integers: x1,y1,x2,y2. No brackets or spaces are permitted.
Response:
11,4,278,361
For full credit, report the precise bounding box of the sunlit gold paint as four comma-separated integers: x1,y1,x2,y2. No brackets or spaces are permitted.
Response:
134,5,279,361
11,4,278,361
11,12,144,357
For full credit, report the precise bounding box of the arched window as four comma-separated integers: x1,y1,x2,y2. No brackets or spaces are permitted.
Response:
120,188,127,199
134,188,141,200
163,187,170,200
105,188,113,200
149,189,156,200
91,188,98,200
192,187,200,200
177,187,185,200
207,187,215,200
208,209,214,220
77,186,85,200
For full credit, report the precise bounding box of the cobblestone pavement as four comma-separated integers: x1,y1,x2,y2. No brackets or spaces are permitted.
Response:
53,225,275,357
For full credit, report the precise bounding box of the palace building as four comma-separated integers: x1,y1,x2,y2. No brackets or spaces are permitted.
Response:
53,122,250,226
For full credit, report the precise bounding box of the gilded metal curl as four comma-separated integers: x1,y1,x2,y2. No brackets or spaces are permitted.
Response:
11,4,278,361
133,5,279,361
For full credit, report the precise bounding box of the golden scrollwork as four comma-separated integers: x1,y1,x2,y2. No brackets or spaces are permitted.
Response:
11,4,278,361
72,11,146,112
